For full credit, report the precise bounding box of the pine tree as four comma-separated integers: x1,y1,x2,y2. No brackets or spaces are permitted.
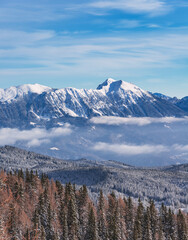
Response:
46,202,55,239
149,200,158,240
125,196,134,240
62,210,69,240
8,203,18,240
133,198,144,240
166,208,176,240
77,185,89,238
143,207,152,240
97,190,108,240
107,192,121,240
158,217,166,240
85,204,98,240
67,197,79,240
177,210,188,240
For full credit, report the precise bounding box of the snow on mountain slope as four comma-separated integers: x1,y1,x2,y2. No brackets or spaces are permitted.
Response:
176,96,188,113
153,92,188,112
153,92,179,104
0,84,51,103
0,79,186,128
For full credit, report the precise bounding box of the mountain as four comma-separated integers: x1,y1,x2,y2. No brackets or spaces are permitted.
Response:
176,96,188,113
0,145,188,209
0,79,186,128
152,92,179,104
153,92,188,113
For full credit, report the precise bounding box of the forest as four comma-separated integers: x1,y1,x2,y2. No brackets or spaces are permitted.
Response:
0,169,187,240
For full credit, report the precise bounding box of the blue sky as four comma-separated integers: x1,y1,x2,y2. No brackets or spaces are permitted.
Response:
0,0,188,97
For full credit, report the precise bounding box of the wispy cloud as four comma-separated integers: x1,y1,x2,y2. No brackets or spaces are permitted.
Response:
0,125,72,147
90,116,188,126
173,144,188,152
1,30,188,80
0,2,70,23
0,30,55,47
88,0,169,16
93,142,169,155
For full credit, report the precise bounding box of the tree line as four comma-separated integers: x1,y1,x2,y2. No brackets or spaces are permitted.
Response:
0,169,187,240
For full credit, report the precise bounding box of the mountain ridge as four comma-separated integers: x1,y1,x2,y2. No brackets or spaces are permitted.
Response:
0,78,187,128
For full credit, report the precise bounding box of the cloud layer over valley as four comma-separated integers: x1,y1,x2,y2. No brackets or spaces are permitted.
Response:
0,117,187,167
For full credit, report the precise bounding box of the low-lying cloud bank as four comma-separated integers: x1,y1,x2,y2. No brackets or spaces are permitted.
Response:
93,142,188,156
90,116,188,126
93,142,169,155
0,125,72,147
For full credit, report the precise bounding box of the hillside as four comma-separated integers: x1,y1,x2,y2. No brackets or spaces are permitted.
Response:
0,170,187,240
0,145,188,210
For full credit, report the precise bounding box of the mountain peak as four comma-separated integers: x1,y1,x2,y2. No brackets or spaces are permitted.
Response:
97,78,148,96
0,83,52,102
17,83,51,94
97,78,116,90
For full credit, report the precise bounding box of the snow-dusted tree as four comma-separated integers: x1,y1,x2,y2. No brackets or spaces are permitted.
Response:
133,198,144,240
67,197,80,240
166,208,176,240
125,196,134,240
177,210,188,240
97,190,108,240
149,200,158,240
85,203,98,240
77,185,90,238
107,192,121,240
143,207,152,240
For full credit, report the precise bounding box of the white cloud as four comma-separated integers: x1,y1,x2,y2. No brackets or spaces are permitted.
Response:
90,116,188,126
0,126,72,147
0,30,55,47
27,138,50,147
1,31,188,76
173,144,188,152
89,0,169,15
93,142,169,155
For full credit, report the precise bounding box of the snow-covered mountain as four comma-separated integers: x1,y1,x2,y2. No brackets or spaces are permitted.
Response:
175,96,188,113
153,92,188,113
152,92,179,104
0,78,186,128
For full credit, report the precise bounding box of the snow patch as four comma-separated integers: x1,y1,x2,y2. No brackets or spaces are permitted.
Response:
50,147,60,151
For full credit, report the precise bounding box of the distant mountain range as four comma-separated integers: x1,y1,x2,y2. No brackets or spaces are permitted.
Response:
0,78,187,128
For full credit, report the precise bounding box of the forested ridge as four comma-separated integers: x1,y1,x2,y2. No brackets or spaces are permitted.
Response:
0,169,187,240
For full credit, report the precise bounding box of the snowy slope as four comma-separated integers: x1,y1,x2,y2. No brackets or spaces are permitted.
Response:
153,92,188,113
0,79,186,128
176,96,188,113
0,84,51,103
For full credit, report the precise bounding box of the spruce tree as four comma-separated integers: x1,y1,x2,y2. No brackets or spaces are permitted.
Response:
149,200,158,240
97,190,108,240
85,204,98,240
107,192,121,240
8,203,18,240
133,198,144,240
77,185,89,238
166,208,176,240
125,196,134,240
143,207,152,240
177,210,188,240
67,198,79,240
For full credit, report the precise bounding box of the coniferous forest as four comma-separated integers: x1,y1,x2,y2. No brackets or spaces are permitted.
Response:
0,169,187,240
